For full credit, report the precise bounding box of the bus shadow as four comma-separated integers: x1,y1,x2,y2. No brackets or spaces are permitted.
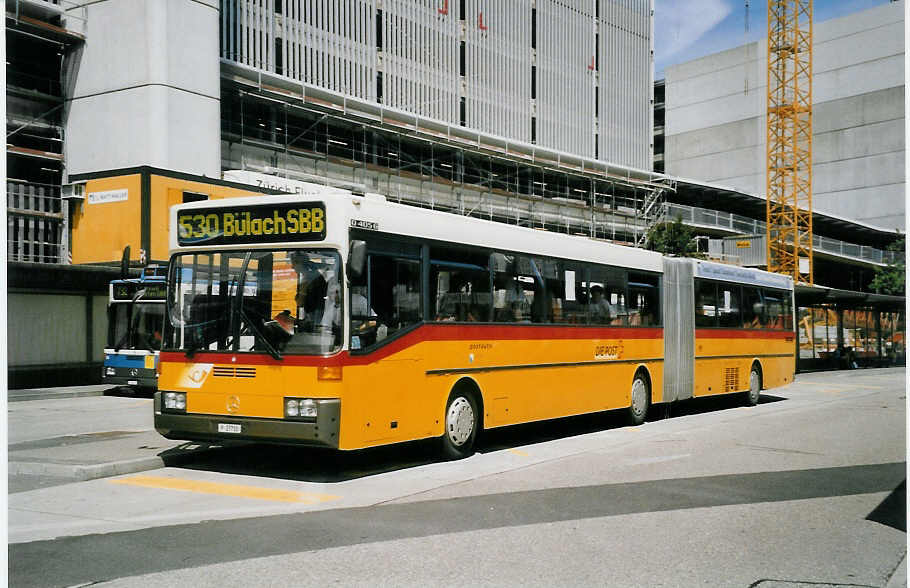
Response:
479,394,787,453
657,393,786,420
170,438,444,483
169,394,787,483
103,386,155,399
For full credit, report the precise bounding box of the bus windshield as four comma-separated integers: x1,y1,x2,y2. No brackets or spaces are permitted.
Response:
165,249,342,357
109,303,165,351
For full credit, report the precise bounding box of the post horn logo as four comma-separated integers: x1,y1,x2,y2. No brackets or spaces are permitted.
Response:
226,395,240,414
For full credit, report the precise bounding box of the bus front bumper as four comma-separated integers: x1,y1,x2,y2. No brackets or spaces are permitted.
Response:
153,393,340,448
103,367,157,389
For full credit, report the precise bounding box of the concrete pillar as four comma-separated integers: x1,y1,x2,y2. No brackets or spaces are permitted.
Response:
64,0,220,178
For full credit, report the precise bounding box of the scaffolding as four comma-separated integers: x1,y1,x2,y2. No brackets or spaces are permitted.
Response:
221,79,674,247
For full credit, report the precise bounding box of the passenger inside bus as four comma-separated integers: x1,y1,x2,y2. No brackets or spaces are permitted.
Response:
588,285,612,323
292,253,330,328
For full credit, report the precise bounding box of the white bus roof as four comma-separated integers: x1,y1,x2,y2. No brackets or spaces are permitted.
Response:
171,192,665,273
692,258,794,291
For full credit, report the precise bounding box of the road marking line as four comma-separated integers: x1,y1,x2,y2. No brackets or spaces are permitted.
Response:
507,448,529,457
110,475,339,504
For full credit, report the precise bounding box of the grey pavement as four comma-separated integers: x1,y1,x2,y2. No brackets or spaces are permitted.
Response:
7,367,905,588
8,389,229,490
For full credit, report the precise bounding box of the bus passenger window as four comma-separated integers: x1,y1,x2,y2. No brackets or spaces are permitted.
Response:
742,287,765,329
530,257,556,323
555,261,587,324
492,253,534,323
588,265,627,326
628,272,660,326
432,247,490,322
763,289,785,330
349,255,421,349
782,292,794,330
695,280,717,327
716,285,741,328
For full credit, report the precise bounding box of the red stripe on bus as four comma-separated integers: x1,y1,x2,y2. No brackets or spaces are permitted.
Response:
161,324,663,367
695,328,793,340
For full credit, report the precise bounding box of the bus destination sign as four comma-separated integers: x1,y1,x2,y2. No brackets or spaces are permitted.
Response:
112,283,167,301
177,202,327,245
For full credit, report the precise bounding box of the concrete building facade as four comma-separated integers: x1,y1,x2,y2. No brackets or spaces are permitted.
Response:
663,1,905,232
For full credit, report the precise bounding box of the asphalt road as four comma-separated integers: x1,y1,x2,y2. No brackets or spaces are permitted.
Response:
8,368,907,587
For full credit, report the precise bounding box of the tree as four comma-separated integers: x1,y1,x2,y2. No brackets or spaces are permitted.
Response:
645,216,703,257
870,237,905,295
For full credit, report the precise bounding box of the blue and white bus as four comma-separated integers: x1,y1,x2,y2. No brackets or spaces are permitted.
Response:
103,265,167,390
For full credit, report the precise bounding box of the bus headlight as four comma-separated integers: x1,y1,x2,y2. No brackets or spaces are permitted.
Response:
105,367,116,376
284,398,317,420
164,392,187,413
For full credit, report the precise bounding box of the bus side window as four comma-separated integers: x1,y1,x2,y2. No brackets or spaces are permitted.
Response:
742,286,765,328
783,291,794,330
432,246,491,322
716,284,741,328
588,265,627,326
529,258,556,323
695,280,717,327
763,289,785,330
628,272,660,326
556,261,587,324
492,253,533,323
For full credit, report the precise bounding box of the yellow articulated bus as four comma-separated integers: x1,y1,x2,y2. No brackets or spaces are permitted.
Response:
155,191,795,458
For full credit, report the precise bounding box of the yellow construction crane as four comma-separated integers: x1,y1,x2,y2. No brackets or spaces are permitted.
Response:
766,0,813,284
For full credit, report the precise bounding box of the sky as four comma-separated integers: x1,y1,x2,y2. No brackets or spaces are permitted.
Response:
654,0,897,77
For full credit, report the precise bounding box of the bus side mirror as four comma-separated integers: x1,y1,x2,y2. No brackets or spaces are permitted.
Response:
347,240,367,280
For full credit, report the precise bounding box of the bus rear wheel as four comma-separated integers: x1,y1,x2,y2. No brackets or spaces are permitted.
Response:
745,366,761,406
627,373,650,426
441,390,478,460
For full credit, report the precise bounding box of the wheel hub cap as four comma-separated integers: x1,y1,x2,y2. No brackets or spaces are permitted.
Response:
446,397,474,446
631,379,647,417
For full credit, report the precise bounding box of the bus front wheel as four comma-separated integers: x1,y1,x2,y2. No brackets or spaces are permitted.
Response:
441,390,479,460
627,372,650,426
745,365,762,406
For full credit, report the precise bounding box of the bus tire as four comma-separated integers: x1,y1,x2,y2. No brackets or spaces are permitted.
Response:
627,371,650,426
440,388,479,460
745,364,762,406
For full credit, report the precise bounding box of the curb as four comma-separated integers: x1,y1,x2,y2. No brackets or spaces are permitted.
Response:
8,387,110,403
9,444,230,482
9,456,168,481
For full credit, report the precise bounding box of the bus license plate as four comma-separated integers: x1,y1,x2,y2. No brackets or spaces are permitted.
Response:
218,423,242,434
128,380,138,386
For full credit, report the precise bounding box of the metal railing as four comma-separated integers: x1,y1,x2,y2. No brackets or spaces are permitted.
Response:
665,202,898,266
